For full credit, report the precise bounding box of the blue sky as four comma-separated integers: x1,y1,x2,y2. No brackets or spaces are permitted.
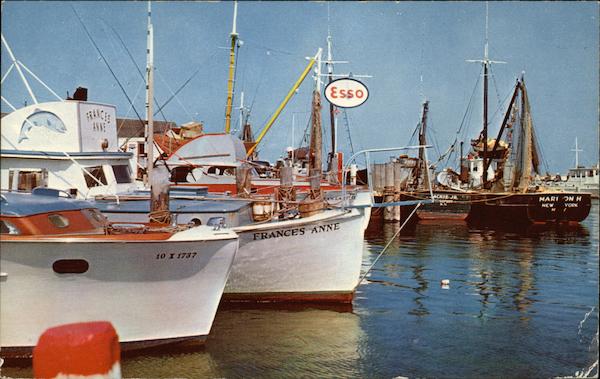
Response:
2,1,598,173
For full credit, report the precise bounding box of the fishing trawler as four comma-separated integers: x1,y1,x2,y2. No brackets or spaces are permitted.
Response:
465,76,592,224
400,6,591,225
398,101,477,221
0,189,238,358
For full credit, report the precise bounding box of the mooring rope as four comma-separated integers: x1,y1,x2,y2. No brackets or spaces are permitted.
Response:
357,202,422,287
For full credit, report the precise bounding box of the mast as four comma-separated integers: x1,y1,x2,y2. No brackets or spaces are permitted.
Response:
572,137,582,168
418,100,430,188
309,49,324,186
466,2,505,189
326,32,337,173
224,1,239,134
145,1,154,185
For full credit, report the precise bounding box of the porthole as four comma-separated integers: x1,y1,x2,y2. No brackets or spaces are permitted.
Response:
48,214,69,228
53,259,89,274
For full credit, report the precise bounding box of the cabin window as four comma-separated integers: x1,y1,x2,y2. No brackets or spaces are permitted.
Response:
170,166,193,183
0,220,20,235
473,166,478,172
588,170,593,177
207,166,235,176
112,165,132,183
84,166,107,188
48,214,70,228
12,169,48,191
82,208,107,228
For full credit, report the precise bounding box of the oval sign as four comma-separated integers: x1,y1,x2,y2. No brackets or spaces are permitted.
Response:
324,78,369,108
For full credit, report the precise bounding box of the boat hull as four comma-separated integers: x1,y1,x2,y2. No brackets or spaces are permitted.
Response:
225,209,368,303
401,190,475,221
0,233,238,357
468,192,592,224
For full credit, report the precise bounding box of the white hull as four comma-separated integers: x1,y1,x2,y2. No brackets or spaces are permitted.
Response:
226,208,368,302
0,227,238,353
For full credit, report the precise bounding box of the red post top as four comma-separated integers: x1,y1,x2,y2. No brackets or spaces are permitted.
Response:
33,321,120,378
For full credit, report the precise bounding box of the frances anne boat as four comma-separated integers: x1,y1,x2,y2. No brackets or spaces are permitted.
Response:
0,188,239,358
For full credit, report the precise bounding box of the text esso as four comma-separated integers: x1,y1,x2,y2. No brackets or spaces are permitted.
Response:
324,78,369,108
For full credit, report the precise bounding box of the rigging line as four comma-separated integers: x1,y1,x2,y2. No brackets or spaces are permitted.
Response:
243,41,297,57
488,64,503,112
117,81,145,146
102,22,130,89
342,109,356,156
428,125,443,162
101,18,170,123
155,68,193,122
357,202,422,287
72,6,145,129
249,57,267,114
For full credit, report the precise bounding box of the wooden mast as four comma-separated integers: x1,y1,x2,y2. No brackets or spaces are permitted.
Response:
418,100,430,189
224,1,239,134
483,55,489,186
309,49,324,191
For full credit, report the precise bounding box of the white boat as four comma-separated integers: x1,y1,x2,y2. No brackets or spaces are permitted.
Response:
0,189,238,357
536,139,599,198
226,204,369,302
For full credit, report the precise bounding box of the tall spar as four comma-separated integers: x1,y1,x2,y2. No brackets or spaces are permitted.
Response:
466,2,505,189
145,1,154,186
224,1,239,134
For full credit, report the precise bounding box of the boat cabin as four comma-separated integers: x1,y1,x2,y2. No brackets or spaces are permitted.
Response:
1,101,138,198
0,188,107,236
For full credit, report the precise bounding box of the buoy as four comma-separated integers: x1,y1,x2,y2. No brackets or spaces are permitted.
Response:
441,279,450,286
33,321,121,379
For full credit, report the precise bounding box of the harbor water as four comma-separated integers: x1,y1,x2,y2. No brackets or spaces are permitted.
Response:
3,201,598,378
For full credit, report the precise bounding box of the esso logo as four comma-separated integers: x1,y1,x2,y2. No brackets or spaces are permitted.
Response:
324,78,369,108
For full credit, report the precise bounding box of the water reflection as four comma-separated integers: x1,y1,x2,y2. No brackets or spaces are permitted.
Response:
363,210,594,324
120,304,364,378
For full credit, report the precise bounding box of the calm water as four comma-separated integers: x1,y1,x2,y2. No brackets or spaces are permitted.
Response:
3,202,598,378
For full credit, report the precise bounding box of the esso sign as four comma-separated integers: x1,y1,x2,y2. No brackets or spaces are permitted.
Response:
324,78,369,108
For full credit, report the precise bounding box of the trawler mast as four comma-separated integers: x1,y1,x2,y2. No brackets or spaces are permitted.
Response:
466,2,505,188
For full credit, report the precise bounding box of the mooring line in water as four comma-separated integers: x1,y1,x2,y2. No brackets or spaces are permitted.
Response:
357,202,422,287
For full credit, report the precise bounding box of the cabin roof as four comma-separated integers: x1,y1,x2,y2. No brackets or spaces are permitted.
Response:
0,191,95,217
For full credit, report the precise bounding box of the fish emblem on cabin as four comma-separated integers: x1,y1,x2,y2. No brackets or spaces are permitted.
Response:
18,109,67,143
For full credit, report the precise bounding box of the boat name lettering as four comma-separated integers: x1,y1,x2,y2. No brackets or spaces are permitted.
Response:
85,108,112,132
539,196,559,202
252,223,341,240
562,195,582,202
155,252,198,260
253,228,305,240
434,194,459,201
